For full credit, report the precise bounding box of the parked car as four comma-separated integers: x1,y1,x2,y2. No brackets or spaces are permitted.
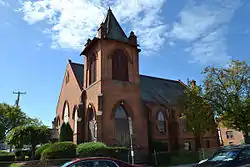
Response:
60,157,143,167
196,145,250,167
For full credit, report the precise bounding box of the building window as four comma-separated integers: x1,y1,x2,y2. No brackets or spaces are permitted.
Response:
226,131,233,139
157,110,166,133
63,102,69,123
85,69,88,87
89,54,97,85
98,94,103,111
112,50,129,81
57,119,60,129
114,104,129,146
184,141,192,151
74,109,78,134
65,71,69,84
180,113,187,132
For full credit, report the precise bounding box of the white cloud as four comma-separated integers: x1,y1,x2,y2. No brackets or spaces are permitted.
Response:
36,42,44,50
187,27,230,64
37,42,44,47
0,0,9,6
20,0,167,53
168,41,175,47
168,0,242,65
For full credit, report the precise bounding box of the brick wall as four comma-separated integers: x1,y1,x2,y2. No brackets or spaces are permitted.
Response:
219,125,244,146
55,62,82,144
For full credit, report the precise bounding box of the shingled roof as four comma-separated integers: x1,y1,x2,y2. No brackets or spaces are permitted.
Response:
69,62,184,105
140,75,185,105
69,61,84,89
81,8,130,56
102,8,128,43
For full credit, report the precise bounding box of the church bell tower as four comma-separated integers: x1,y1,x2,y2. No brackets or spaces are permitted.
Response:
80,8,148,157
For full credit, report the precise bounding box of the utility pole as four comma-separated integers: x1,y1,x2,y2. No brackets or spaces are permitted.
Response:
13,91,26,107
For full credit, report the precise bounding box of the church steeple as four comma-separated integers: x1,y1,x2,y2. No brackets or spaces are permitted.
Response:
81,8,139,56
98,8,128,43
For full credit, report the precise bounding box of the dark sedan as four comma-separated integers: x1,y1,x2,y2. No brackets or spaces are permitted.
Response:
196,145,250,167
60,157,143,167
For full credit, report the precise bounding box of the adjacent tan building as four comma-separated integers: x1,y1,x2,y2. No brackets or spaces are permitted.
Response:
218,124,245,146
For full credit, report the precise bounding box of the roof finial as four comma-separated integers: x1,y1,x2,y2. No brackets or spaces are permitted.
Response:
108,6,111,11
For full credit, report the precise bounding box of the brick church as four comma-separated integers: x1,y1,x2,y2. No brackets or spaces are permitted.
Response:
53,8,219,154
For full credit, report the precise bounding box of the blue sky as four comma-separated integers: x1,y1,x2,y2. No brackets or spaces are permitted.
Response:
0,0,249,127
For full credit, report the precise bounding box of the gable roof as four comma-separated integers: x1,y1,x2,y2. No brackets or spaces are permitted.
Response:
102,8,128,43
69,61,84,89
67,62,185,105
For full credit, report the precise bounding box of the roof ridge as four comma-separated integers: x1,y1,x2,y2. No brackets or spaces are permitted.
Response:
140,74,179,83
103,8,128,43
70,61,84,66
107,9,127,38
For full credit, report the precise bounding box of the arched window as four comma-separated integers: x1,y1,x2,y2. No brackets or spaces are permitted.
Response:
57,118,60,129
114,104,129,146
57,118,61,134
115,105,128,118
157,110,166,133
63,102,69,123
65,71,69,84
74,109,78,134
180,113,187,132
89,54,97,85
112,50,129,81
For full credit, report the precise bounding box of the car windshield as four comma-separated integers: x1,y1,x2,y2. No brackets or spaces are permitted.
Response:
60,161,73,167
209,150,240,162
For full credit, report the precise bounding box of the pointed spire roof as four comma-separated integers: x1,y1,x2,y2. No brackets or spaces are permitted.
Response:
102,8,128,43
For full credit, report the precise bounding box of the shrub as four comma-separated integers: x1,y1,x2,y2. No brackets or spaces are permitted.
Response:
152,141,169,152
59,123,73,142
105,146,128,161
14,150,32,161
14,150,22,157
35,143,51,160
77,142,128,161
9,164,23,167
76,142,107,156
41,142,76,161
169,151,199,165
0,150,15,161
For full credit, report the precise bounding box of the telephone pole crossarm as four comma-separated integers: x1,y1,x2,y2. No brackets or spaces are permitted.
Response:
13,91,26,107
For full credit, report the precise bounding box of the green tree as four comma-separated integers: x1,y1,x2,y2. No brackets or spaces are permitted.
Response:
6,125,50,159
203,60,250,144
0,103,41,142
178,80,217,150
0,125,4,143
60,123,73,142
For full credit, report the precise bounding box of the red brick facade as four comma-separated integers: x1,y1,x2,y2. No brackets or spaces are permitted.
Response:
54,9,219,154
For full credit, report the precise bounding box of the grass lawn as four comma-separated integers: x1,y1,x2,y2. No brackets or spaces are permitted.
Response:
9,163,23,167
